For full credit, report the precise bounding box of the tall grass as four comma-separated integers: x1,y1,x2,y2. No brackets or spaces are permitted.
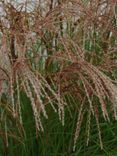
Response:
0,0,117,155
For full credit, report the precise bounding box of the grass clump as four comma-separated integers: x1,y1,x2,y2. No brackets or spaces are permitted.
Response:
0,0,117,155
